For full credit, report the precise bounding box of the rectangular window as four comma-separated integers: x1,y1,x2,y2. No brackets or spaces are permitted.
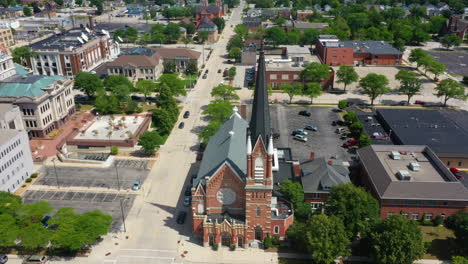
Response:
412,213,419,220
282,74,289,80
387,212,394,217
402,212,408,218
311,193,320,199
425,214,433,220
270,74,277,80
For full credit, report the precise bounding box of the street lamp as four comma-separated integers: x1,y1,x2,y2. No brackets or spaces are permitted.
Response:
119,198,127,233
114,162,121,191
51,158,60,189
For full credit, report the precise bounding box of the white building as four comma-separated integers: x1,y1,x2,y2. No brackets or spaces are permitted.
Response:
0,51,15,80
0,104,25,130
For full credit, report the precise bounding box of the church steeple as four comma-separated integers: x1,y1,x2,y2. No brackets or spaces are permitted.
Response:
249,44,271,147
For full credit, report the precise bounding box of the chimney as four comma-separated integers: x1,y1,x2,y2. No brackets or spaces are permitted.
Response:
240,104,247,120
310,152,315,160
88,16,95,31
327,160,333,165
292,161,301,177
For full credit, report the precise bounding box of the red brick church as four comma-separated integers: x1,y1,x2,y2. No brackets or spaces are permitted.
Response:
191,50,295,248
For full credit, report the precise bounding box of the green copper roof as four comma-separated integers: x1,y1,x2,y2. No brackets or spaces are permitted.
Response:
14,64,31,76
0,74,65,97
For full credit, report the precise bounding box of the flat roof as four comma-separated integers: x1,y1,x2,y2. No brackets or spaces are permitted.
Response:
377,109,468,156
323,40,402,55
30,28,107,51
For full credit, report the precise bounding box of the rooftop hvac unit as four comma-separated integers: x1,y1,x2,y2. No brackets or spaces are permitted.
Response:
409,162,421,172
84,27,91,33
391,151,400,160
81,33,89,42
397,170,411,181
77,37,84,44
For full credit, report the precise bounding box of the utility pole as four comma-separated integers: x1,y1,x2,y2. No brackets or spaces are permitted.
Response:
119,198,127,233
114,162,121,191
52,158,60,189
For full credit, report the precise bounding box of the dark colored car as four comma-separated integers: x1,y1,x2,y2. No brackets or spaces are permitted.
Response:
184,184,192,196
0,254,8,264
415,100,426,105
202,73,207,79
342,139,357,148
178,122,185,129
217,69,222,73
332,120,345,126
298,110,311,117
176,211,187,224
183,111,190,118
272,132,280,139
131,95,144,102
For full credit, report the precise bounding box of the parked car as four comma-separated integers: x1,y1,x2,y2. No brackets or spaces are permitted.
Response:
397,100,409,106
41,215,51,228
272,132,280,139
190,174,197,184
196,152,203,161
205,69,209,74
178,122,185,129
131,95,144,102
335,127,347,134
293,135,307,142
22,255,47,264
217,69,222,73
305,125,318,131
147,96,158,102
132,180,141,190
202,73,207,79
298,110,311,117
0,254,7,264
342,139,357,148
183,196,191,206
183,111,190,118
332,120,345,126
176,211,187,224
184,184,192,196
415,100,426,105
292,129,308,136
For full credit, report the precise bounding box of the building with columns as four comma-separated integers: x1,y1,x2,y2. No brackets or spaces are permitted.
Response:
191,49,295,248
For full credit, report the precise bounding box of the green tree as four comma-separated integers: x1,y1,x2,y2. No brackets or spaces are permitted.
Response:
440,34,462,50
104,75,133,91
381,7,405,21
181,23,195,35
18,223,51,250
226,34,244,51
163,60,176,73
304,82,322,104
199,120,221,144
234,24,248,38
301,28,320,47
299,62,330,85
278,180,311,220
211,85,240,101
0,192,22,216
124,27,138,43
347,12,370,38
212,17,225,33
368,215,425,264
280,83,302,104
198,31,209,44
186,60,198,75
338,100,349,110
228,47,242,62
182,36,191,48
412,28,431,45
357,134,371,148
23,6,32,16
359,73,390,106
409,6,427,19
452,256,468,264
325,184,380,238
203,99,232,123
336,65,359,92
343,110,358,124
135,80,157,100
228,67,236,80
427,16,447,34
157,74,186,96
435,79,467,107
164,23,181,42
0,214,19,248
446,210,468,251
74,72,103,97
138,131,165,154
419,56,435,75
395,69,422,104
428,61,447,79
409,48,428,68
265,26,287,47
349,121,363,136
11,46,36,66
16,201,53,226
152,109,176,135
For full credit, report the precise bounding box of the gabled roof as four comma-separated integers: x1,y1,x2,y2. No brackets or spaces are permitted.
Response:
195,113,248,186
195,4,220,14
301,157,350,193
106,55,158,67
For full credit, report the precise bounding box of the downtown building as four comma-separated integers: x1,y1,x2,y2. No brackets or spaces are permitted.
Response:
191,50,295,248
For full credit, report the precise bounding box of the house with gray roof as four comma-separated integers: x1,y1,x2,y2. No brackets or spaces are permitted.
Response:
357,145,468,220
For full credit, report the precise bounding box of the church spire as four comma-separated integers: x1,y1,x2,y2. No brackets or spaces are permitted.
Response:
249,43,271,147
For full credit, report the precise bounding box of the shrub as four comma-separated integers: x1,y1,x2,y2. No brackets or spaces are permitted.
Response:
230,244,236,251
452,256,468,264
433,215,444,226
343,110,358,124
212,243,219,251
25,178,32,183
76,103,82,111
421,220,434,226
271,235,280,246
424,241,432,252
263,235,273,249
31,173,39,178
338,100,349,110
350,121,364,136
111,146,119,155
462,76,468,86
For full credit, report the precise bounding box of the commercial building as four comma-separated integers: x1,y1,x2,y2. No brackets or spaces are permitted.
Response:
0,49,16,80
0,28,15,49
316,35,403,66
296,10,313,21
106,47,201,82
28,26,120,78
357,145,468,220
376,109,468,169
192,49,295,248
0,52,75,138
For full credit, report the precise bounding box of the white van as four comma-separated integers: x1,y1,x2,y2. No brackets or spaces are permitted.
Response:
335,127,346,134
22,255,47,264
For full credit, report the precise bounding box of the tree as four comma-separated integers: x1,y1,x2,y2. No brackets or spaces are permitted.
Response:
203,99,232,123
228,47,242,62
338,100,349,110
265,26,287,47
428,61,447,79
182,36,191,48
226,34,243,51
104,75,133,91
181,23,195,35
198,31,209,43
419,56,435,75
446,210,468,253
301,28,320,47
304,82,322,104
199,120,221,144
452,256,468,264
153,109,176,135
16,201,53,226
234,24,248,38
228,67,236,80
325,184,380,238
368,215,425,264
350,121,363,136
23,6,32,16
157,74,186,96
185,61,198,75
11,46,36,66
336,65,359,92
138,131,165,154
18,223,51,250
440,34,462,50
0,214,19,248
359,73,390,106
0,192,23,216
300,62,330,85
212,17,225,33
74,72,103,97
409,6,427,19
163,60,176,73
124,27,138,43
211,85,240,101
358,134,371,148
135,80,157,100
427,16,447,34
280,83,302,104
164,23,181,42
434,79,467,107
395,69,422,104
279,180,311,220
343,110,358,124
409,48,428,68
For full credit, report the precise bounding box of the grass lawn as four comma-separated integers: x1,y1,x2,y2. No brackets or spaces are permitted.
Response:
420,225,456,260
140,103,158,112
77,104,94,111
182,74,198,87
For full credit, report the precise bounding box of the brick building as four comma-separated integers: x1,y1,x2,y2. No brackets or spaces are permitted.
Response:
195,0,223,27
265,63,334,89
357,145,468,220
28,23,120,78
192,50,295,248
0,28,14,49
441,14,468,40
296,10,313,21
316,35,403,66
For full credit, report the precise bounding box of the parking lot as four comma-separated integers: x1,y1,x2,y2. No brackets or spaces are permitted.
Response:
23,190,135,229
232,65,255,88
428,50,468,76
35,160,150,190
270,105,352,162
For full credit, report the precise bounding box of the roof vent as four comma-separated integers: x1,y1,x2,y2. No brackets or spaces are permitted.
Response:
397,170,411,181
229,131,234,136
391,151,400,160
409,162,420,171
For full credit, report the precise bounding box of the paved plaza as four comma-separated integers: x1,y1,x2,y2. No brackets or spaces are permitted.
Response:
74,115,146,141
